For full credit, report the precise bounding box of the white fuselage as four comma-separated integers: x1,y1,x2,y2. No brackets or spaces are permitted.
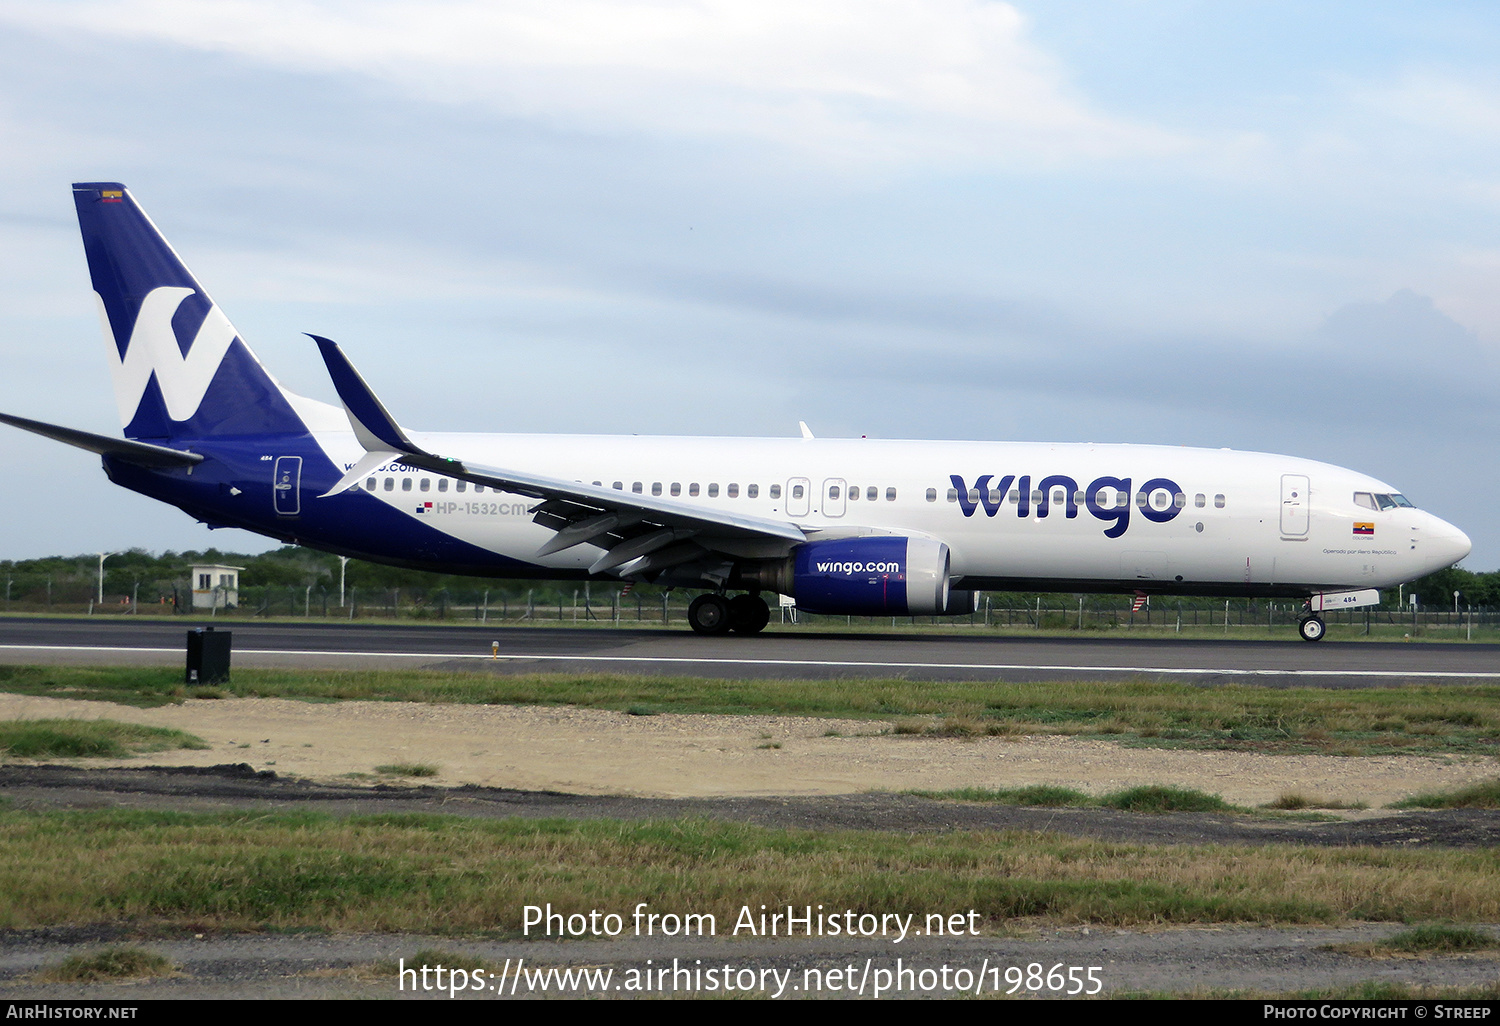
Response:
320,428,1471,594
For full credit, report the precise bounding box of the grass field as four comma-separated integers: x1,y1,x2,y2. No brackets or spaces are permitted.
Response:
0,719,208,758
2,663,1496,757
1,808,1498,934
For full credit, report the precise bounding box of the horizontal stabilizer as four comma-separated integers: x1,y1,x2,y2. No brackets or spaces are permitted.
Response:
0,411,204,468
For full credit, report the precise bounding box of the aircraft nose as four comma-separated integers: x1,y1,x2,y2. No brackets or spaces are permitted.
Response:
1427,514,1472,568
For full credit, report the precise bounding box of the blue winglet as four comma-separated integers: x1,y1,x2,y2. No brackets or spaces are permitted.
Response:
309,334,419,454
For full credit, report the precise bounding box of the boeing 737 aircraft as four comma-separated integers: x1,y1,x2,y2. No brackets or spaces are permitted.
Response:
0,183,1473,640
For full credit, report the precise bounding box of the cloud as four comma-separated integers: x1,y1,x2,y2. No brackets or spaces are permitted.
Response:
0,0,1184,168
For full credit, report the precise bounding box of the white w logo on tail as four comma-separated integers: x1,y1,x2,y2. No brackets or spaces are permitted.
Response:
97,285,238,427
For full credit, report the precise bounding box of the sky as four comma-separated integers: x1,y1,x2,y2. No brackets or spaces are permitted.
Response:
0,1,1497,569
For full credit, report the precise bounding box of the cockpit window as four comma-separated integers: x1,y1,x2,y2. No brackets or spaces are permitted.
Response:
1353,492,1376,511
1389,493,1414,508
1375,494,1396,511
1370,492,1417,511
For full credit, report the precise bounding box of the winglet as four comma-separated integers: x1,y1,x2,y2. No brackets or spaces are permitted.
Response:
310,334,421,454
799,420,815,440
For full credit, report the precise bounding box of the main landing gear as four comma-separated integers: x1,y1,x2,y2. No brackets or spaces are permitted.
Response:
687,592,771,635
1297,614,1326,642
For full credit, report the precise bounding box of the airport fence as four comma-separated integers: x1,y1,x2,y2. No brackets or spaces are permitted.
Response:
12,583,1495,638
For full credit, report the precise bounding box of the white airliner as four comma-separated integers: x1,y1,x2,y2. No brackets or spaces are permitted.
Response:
0,183,1472,640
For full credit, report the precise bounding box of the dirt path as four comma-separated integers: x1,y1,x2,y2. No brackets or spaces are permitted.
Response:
1,693,1493,808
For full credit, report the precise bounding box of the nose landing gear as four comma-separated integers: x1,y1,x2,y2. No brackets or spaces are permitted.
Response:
1297,614,1326,642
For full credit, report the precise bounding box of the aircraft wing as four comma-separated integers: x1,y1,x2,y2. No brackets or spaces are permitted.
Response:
311,336,806,577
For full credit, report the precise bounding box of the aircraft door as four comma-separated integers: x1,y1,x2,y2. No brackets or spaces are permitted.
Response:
787,477,811,517
274,456,302,516
1280,474,1309,537
823,478,847,518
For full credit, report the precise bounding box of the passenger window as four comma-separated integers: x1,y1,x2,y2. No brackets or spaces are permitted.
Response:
383,478,394,492
456,481,466,493
690,483,700,497
419,479,430,492
727,483,739,498
747,484,759,498
366,478,376,491
1195,493,1205,508
926,488,937,502
402,478,412,492
968,489,979,503
1009,490,1020,503
438,479,448,493
848,486,859,501
632,482,643,494
651,482,662,496
1214,494,1225,508
708,483,719,497
770,484,781,499
1173,492,1186,508
887,487,897,501
613,481,623,490
947,488,958,502
670,482,681,496
866,486,877,501
475,485,485,493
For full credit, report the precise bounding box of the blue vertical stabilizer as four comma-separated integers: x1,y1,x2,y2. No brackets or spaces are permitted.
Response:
72,182,308,441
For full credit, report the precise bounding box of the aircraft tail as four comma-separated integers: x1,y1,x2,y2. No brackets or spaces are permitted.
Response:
72,182,312,442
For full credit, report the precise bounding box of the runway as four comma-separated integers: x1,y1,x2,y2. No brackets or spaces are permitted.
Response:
0,617,1496,686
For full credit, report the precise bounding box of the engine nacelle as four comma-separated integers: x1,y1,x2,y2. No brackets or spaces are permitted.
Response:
780,536,951,615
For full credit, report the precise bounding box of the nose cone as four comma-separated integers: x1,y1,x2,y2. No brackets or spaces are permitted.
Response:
1426,514,1472,570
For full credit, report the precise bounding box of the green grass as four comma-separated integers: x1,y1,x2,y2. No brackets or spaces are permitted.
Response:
34,947,176,982
1391,779,1500,810
2,807,1499,934
1263,792,1368,811
1329,924,1500,958
0,719,209,759
1,664,1496,757
1100,786,1234,813
1385,924,1497,952
375,763,439,778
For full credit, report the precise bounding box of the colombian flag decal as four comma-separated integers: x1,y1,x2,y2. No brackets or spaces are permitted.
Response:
1353,522,1374,536
100,189,123,203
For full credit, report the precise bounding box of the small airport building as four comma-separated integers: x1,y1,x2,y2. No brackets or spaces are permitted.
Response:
190,564,243,610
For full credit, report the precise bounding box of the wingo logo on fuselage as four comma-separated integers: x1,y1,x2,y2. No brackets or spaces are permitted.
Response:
949,475,1183,539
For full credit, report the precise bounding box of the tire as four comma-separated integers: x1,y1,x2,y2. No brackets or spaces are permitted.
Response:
1298,615,1326,642
688,593,732,635
728,593,771,634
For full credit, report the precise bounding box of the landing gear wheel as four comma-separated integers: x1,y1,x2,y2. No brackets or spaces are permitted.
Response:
1298,615,1326,642
688,593,732,635
728,594,771,635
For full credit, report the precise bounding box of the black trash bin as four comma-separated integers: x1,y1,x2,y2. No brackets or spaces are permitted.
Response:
186,627,231,685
